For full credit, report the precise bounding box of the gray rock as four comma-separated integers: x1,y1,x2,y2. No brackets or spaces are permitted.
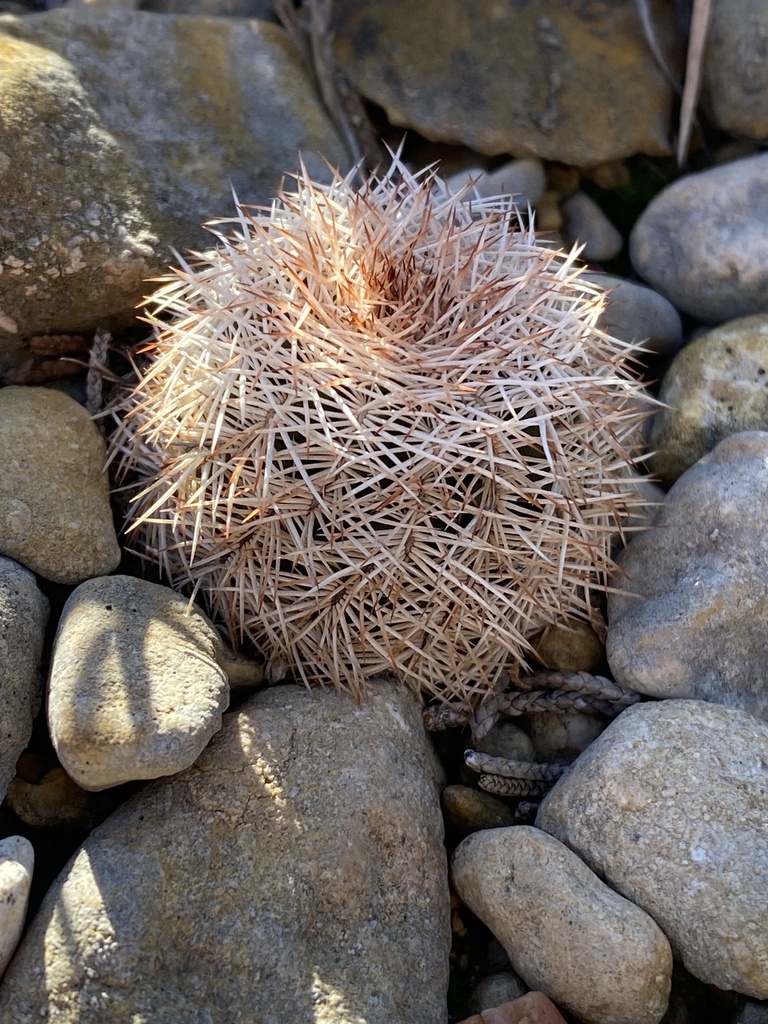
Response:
607,431,768,720
586,273,683,358
0,837,34,978
445,159,546,206
561,191,623,262
332,0,681,164
0,557,48,804
468,971,528,1015
704,0,768,139
0,9,346,340
0,387,120,583
0,679,450,1023
452,825,672,1024
48,576,229,790
648,314,768,485
475,721,536,763
731,1001,768,1024
537,699,768,999
630,154,768,323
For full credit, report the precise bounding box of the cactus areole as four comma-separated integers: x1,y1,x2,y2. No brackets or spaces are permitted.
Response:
109,157,650,707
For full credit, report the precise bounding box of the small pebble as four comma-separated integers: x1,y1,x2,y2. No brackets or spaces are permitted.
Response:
468,971,528,1015
446,159,546,206
561,191,623,262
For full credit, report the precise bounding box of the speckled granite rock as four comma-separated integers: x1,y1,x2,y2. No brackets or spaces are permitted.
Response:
0,679,450,1023
0,556,48,805
648,314,768,485
0,387,120,583
630,154,768,323
452,826,672,1024
0,8,346,340
537,700,768,998
607,431,768,719
48,576,229,791
331,0,681,164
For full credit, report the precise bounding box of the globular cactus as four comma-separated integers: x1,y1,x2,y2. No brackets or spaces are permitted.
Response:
108,156,650,708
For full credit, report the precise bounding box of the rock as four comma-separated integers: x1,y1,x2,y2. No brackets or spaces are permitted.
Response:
523,712,606,765
331,0,681,164
475,722,536,763
141,0,275,16
0,8,346,340
607,431,768,719
648,314,768,485
48,575,230,791
452,826,672,1024
537,699,768,998
468,972,528,1015
586,273,683,358
625,476,666,531
534,191,564,233
442,785,517,834
704,1,768,139
0,836,34,978
6,768,103,829
530,619,603,672
445,159,546,206
0,556,48,804
0,387,120,583
731,1001,768,1024
630,154,768,323
561,192,623,262
457,991,568,1024
0,679,449,1022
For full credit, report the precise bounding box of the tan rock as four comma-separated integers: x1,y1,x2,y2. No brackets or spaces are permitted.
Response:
442,784,517,834
452,826,672,1024
332,0,681,164
48,576,229,790
0,387,119,583
530,619,603,672
6,768,101,829
0,679,450,1023
0,9,346,340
